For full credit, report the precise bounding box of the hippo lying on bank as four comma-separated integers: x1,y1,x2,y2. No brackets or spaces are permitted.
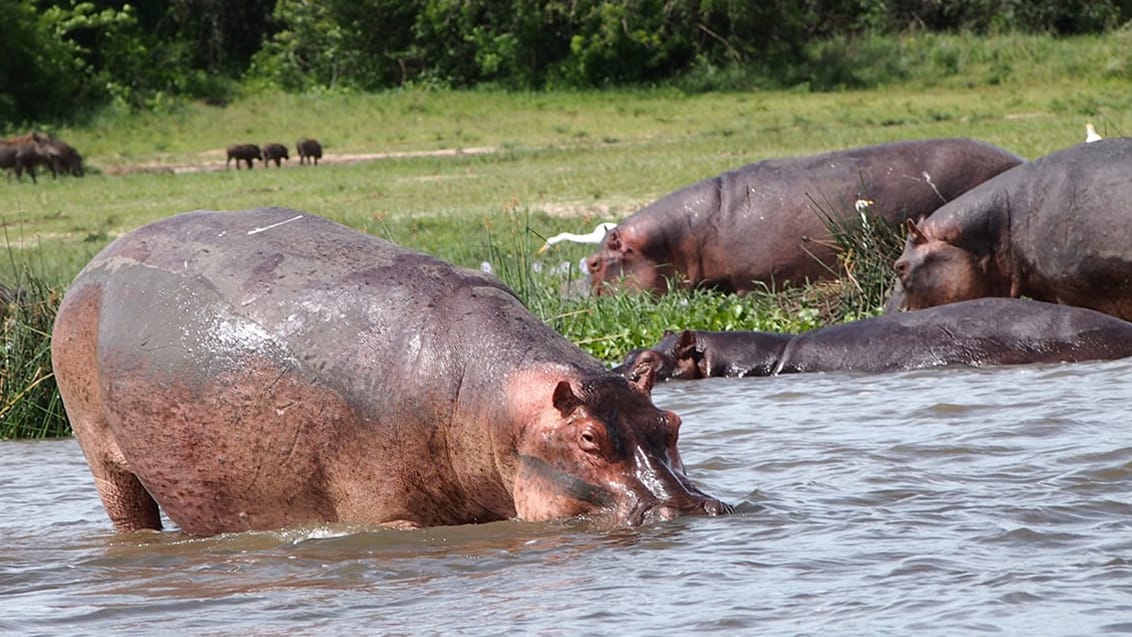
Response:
52,208,731,535
613,298,1132,380
226,144,262,169
588,138,1024,296
893,138,1132,320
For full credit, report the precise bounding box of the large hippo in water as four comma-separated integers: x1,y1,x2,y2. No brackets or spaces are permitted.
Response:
613,298,1132,380
52,208,731,535
893,138,1132,320
587,138,1024,295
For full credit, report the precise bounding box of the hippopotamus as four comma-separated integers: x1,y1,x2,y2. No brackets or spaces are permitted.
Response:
226,143,263,169
51,208,731,536
587,138,1024,295
893,138,1132,320
297,138,322,165
613,298,1132,380
262,143,289,167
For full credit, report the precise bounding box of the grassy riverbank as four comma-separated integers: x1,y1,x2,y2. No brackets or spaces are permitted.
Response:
2,31,1130,437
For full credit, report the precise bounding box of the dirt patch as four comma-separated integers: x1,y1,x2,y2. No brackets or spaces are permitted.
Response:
99,146,499,176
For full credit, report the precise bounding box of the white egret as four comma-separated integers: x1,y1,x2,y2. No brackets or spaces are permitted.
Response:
1086,122,1102,143
538,222,618,253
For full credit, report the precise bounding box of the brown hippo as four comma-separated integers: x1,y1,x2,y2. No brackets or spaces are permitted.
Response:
52,208,731,536
587,138,1024,296
613,298,1132,380
297,138,322,165
226,144,262,169
893,138,1132,320
262,143,289,167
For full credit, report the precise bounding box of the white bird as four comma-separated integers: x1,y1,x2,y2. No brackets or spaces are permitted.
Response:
1086,122,1102,143
538,222,618,253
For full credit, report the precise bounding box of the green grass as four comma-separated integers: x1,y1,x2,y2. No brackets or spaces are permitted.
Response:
1,31,1129,437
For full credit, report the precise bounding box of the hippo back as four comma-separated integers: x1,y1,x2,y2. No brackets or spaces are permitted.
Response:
778,297,1132,373
80,209,597,413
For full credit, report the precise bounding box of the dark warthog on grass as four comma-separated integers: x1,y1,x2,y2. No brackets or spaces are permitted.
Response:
226,144,263,170
0,132,53,183
262,143,289,167
297,138,322,165
44,138,84,177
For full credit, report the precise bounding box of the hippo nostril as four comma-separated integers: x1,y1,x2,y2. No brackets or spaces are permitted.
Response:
894,260,909,281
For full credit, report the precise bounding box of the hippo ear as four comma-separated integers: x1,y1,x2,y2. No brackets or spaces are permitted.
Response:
552,381,583,417
905,218,928,246
675,330,697,359
604,228,623,252
627,357,657,396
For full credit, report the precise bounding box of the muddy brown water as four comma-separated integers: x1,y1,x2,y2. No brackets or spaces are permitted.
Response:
3,359,1132,635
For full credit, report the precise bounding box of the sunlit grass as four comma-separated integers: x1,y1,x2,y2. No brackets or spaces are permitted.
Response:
1,31,1130,436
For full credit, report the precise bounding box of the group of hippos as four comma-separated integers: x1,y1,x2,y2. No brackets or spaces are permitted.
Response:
1,132,84,183
50,133,1132,539
590,134,1132,380
226,138,323,169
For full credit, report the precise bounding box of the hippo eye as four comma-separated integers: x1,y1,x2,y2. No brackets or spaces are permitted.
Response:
578,423,603,454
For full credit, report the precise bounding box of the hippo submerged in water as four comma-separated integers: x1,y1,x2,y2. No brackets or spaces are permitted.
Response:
613,298,1132,380
893,138,1132,320
52,208,731,536
587,138,1024,296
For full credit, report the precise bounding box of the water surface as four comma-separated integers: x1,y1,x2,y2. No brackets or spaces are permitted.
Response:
3,359,1132,635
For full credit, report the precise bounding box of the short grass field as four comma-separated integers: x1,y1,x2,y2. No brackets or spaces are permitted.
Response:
2,31,1130,437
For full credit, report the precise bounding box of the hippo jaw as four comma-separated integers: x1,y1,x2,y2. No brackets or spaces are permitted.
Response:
510,374,732,527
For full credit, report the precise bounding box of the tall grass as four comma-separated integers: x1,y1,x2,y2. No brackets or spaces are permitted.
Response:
0,268,67,439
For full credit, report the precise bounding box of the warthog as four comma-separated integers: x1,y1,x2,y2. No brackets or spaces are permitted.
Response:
297,138,322,165
0,132,53,183
262,143,289,167
226,144,263,170
44,138,84,177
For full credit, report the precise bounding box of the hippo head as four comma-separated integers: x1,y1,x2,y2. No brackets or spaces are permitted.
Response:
586,227,675,296
511,367,732,527
893,219,992,310
611,331,703,382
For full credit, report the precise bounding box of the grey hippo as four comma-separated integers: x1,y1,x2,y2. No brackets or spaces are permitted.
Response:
52,208,732,535
587,138,1024,295
614,298,1132,380
893,138,1132,320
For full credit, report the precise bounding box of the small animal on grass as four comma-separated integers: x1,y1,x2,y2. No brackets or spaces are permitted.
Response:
52,207,732,536
893,138,1132,321
614,298,1132,380
586,138,1024,296
262,143,289,167
296,138,322,165
226,144,263,169
0,132,54,183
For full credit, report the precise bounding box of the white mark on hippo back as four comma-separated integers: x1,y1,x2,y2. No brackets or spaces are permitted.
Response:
247,214,304,235
922,171,944,201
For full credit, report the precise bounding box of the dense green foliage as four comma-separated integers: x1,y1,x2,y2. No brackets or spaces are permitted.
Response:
5,0,1132,128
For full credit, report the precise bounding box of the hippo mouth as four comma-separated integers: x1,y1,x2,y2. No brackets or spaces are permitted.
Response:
628,496,735,526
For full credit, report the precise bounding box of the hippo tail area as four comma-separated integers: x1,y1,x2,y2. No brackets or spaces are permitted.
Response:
51,281,163,533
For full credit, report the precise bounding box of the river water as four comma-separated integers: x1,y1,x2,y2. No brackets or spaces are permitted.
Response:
3,358,1132,635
